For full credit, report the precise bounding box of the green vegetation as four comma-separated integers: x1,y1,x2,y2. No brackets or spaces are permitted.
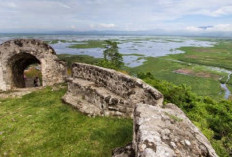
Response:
0,86,132,157
69,40,107,49
173,40,232,70
164,112,183,122
138,72,232,156
98,40,124,70
24,64,42,80
128,56,225,98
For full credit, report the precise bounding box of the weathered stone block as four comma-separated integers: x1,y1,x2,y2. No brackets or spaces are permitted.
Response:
133,103,218,157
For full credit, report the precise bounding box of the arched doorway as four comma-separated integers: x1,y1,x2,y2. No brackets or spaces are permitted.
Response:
0,39,67,91
9,53,42,88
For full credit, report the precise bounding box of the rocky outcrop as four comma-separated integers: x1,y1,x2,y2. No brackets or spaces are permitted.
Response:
132,103,218,157
112,143,135,157
63,63,163,117
0,39,66,91
64,63,218,157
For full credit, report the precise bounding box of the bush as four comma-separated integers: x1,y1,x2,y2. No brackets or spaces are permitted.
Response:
98,40,124,70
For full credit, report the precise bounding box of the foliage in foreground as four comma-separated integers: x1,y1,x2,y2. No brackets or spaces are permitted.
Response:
0,87,132,157
138,72,232,157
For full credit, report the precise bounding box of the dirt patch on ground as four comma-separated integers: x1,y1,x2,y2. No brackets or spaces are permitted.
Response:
175,69,193,75
194,48,219,53
0,87,44,99
185,55,199,59
174,68,220,79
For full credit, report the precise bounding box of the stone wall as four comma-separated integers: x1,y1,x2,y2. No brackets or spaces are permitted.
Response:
64,62,218,157
63,63,163,117
0,39,66,90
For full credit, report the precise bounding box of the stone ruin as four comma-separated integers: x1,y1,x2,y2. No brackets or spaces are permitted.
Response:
63,63,163,117
63,63,218,157
0,39,218,156
0,39,66,91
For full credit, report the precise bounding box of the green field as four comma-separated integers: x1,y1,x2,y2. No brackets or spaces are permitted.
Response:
0,86,132,157
69,40,107,49
175,40,232,70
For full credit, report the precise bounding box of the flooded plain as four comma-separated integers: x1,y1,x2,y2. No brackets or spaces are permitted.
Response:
0,35,215,67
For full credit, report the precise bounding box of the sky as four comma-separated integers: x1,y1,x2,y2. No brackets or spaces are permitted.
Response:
0,0,232,34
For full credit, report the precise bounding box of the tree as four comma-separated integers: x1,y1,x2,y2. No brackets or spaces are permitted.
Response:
98,40,124,70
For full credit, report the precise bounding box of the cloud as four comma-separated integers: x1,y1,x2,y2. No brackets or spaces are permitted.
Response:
186,26,203,32
89,23,116,30
195,6,232,17
99,23,115,28
0,0,232,33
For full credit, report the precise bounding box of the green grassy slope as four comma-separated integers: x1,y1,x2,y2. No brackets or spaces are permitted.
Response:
0,87,132,157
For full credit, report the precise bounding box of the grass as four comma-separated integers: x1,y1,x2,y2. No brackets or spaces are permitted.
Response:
164,112,183,122
0,86,132,157
69,40,107,49
172,40,232,70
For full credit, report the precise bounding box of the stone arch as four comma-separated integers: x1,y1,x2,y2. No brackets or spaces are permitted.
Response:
0,39,66,91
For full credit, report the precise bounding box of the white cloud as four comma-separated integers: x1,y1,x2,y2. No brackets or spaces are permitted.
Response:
99,23,115,28
195,6,232,17
7,2,17,8
89,23,116,30
58,3,71,9
186,26,203,32
0,0,232,32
